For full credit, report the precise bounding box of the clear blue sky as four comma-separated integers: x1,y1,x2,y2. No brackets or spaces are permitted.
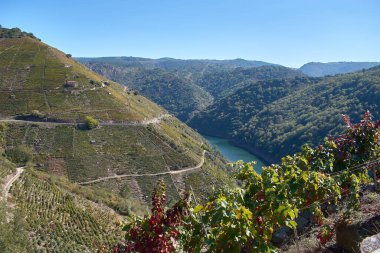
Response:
1,0,379,67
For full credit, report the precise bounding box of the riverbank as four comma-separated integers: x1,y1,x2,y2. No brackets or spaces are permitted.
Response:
195,127,275,163
228,139,276,165
202,134,268,172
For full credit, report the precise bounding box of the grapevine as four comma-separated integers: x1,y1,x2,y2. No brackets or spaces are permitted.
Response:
114,112,380,252
114,180,190,253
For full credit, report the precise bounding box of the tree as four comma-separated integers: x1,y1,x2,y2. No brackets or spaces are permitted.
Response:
5,145,33,164
84,116,99,129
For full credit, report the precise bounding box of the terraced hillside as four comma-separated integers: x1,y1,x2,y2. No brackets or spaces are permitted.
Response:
79,65,214,121
0,158,126,252
10,169,123,252
0,31,232,213
0,37,163,121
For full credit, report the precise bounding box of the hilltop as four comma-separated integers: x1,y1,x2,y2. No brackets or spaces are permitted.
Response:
0,26,38,39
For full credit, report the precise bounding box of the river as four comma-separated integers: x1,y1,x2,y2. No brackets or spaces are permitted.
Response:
202,135,265,173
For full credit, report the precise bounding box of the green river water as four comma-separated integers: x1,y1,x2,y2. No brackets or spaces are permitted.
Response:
203,135,265,173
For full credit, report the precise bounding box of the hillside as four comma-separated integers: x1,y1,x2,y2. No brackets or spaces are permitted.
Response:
0,29,233,213
196,65,306,98
2,167,123,252
299,61,380,77
79,58,303,121
239,66,380,160
79,63,213,121
190,67,380,162
189,77,315,140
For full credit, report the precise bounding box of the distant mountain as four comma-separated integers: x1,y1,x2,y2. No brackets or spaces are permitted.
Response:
190,66,380,162
77,56,277,73
299,61,380,77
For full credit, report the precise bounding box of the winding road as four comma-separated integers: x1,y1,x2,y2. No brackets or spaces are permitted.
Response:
78,150,206,185
0,113,203,186
0,113,172,127
1,167,24,201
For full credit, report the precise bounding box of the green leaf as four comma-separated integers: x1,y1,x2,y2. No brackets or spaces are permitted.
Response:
193,205,203,213
302,172,308,182
271,174,279,183
288,209,296,219
241,206,252,219
286,220,298,229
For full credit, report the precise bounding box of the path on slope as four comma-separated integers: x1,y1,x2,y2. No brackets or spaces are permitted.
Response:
0,113,172,127
1,167,24,201
79,150,206,185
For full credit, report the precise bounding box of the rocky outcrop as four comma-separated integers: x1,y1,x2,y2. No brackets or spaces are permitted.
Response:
361,233,380,253
336,215,380,253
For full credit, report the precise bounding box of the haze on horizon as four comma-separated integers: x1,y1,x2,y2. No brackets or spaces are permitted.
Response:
1,0,379,68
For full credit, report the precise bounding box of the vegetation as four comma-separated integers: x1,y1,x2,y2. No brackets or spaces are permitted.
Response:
195,65,306,98
115,112,380,252
79,59,302,121
2,26,380,252
115,180,189,252
0,33,231,211
0,27,37,39
83,66,213,121
9,169,123,252
30,110,45,119
189,77,314,138
5,145,33,165
84,116,99,129
191,66,380,162
0,203,29,253
0,35,165,122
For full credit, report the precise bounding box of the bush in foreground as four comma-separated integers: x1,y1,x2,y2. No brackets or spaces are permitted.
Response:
112,112,380,252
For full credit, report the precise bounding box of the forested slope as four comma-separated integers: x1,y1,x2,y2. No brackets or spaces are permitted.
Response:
190,67,380,162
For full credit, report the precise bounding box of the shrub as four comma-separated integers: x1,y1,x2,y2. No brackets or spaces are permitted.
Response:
84,116,99,130
31,110,45,119
5,145,33,164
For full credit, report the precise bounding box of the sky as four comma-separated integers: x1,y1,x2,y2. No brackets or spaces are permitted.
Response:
1,0,379,68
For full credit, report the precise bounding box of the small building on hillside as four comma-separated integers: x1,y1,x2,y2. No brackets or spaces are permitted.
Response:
64,81,79,88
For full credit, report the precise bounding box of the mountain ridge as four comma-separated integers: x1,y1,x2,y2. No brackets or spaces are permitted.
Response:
299,61,380,77
79,57,304,121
